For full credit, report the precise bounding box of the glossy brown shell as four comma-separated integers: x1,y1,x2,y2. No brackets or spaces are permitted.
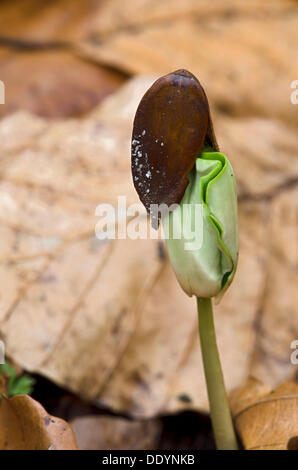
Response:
131,69,218,222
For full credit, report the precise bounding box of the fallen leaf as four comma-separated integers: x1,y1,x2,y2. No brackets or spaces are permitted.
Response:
0,1,128,120
0,0,296,127
0,0,101,42
0,393,77,449
0,76,296,419
0,49,126,118
70,415,161,450
78,0,297,126
230,378,298,450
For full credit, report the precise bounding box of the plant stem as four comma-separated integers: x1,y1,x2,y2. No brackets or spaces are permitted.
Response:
197,297,238,450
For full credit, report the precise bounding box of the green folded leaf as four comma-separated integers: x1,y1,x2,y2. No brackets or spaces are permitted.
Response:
162,150,238,302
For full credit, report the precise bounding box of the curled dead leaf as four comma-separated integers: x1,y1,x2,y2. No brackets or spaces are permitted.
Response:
0,393,77,450
230,378,298,450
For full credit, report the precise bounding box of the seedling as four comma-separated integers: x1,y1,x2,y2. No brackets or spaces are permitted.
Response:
0,362,35,398
132,70,238,450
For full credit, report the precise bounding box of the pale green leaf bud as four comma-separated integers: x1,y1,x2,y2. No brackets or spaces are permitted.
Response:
162,150,238,303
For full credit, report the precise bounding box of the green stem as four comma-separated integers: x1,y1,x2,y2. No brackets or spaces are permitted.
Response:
197,297,238,450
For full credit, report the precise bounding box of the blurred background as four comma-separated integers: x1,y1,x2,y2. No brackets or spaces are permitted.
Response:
0,0,297,450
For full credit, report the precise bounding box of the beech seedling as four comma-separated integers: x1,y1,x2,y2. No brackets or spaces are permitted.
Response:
131,69,239,450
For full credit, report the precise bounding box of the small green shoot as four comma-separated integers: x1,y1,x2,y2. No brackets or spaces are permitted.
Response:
0,362,35,398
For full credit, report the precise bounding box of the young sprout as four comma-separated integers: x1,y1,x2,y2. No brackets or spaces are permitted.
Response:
132,70,238,450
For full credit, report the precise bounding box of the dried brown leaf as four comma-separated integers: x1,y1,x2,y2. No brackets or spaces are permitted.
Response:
0,393,77,450
0,50,125,119
231,378,298,450
78,0,298,126
0,0,100,41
